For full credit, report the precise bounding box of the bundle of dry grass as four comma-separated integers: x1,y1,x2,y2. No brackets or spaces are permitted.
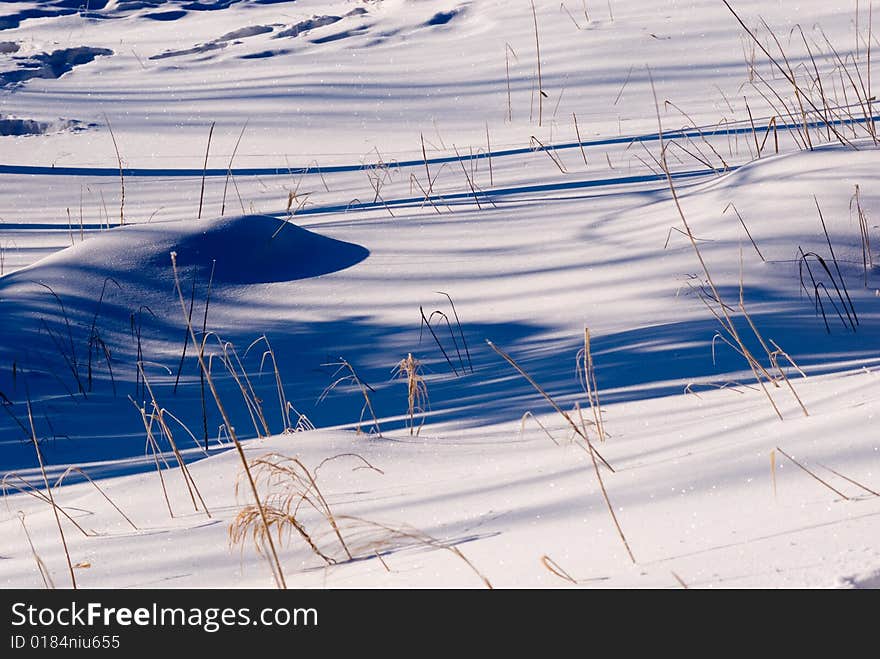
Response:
393,353,428,436
229,453,366,566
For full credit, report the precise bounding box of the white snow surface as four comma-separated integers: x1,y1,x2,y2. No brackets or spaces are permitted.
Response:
0,0,879,588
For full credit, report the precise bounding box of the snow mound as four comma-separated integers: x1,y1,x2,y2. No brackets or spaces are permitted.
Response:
0,214,368,382
2,213,368,292
844,569,880,589
0,114,94,136
0,46,113,88
151,24,276,60
0,1,296,31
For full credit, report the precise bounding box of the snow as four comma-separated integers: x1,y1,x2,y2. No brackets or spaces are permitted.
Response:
0,0,878,589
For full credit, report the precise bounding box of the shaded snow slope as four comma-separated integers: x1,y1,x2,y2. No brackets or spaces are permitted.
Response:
0,146,877,478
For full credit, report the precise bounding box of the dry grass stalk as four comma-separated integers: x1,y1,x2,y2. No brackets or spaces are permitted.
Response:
53,466,137,530
627,138,664,174
531,0,545,126
818,28,876,143
748,72,807,150
18,512,54,589
519,410,560,446
2,472,90,537
419,133,435,203
374,548,391,572
664,100,730,169
760,116,779,155
36,282,85,398
817,463,879,497
197,121,215,220
662,139,715,173
40,318,83,400
273,186,311,239
0,391,30,438
78,186,84,242
409,173,443,214
851,184,873,286
213,338,269,438
414,158,454,213
540,554,577,584
650,70,788,420
221,120,248,216
314,452,385,477
815,197,858,326
436,291,473,373
104,113,125,226
505,42,518,122
613,64,634,106
301,159,331,193
724,1,855,147
723,203,765,262
798,247,854,332
171,251,287,589
775,447,849,500
485,122,494,187
26,399,76,588
768,340,807,378
363,148,396,217
129,397,174,518
422,303,472,374
529,135,568,173
98,189,111,230
562,2,584,30
173,272,197,393
764,22,813,148
733,252,808,416
452,145,484,209
286,404,316,433
319,359,382,437
161,408,207,452
487,340,614,472
684,380,754,398
199,260,216,449
66,208,74,246
138,364,211,517
87,277,121,394
573,402,636,563
576,328,606,442
745,97,761,157
868,3,875,138
246,335,294,433
341,516,493,588
129,305,154,401
671,571,689,589
420,306,462,376
573,112,588,166
795,25,832,142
